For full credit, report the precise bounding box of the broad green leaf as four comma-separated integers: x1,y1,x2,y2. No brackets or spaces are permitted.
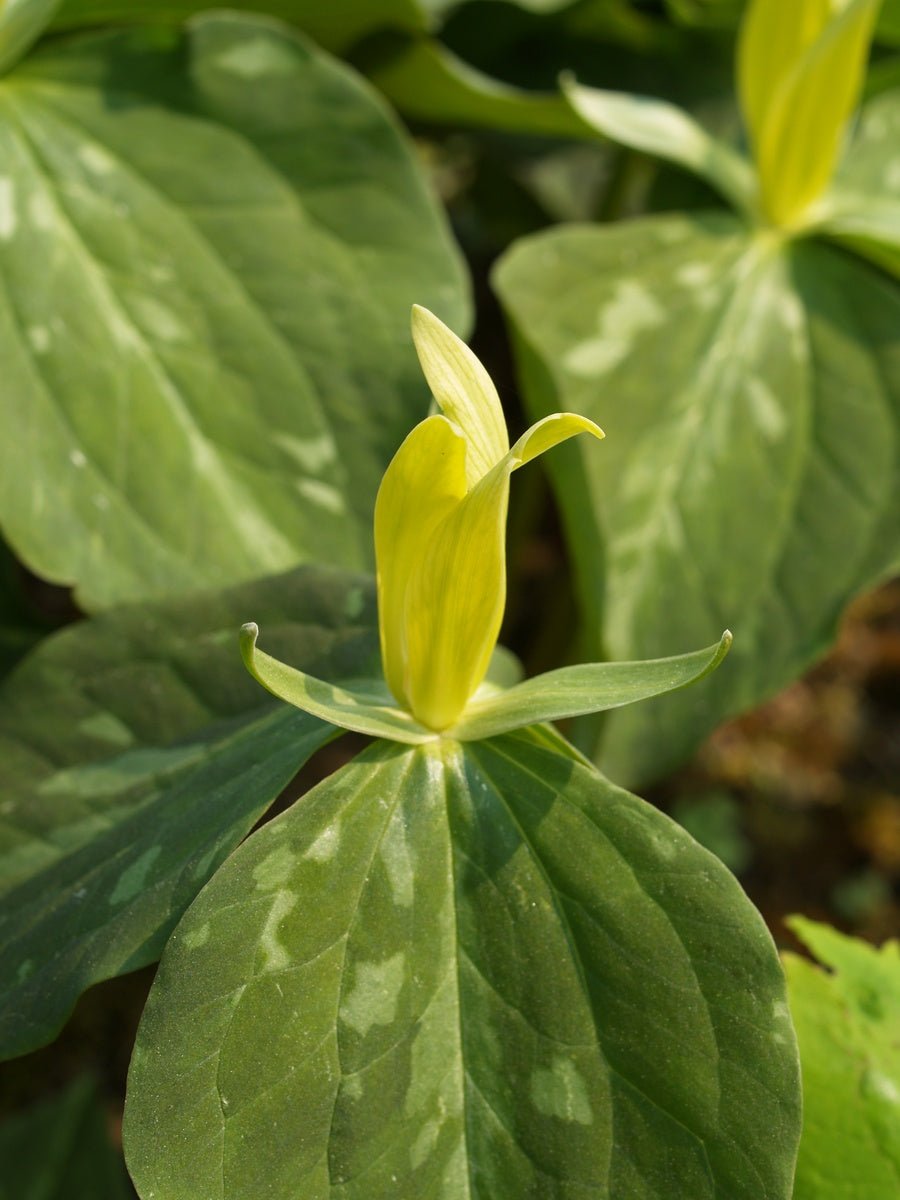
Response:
0,565,379,1060
820,87,900,279
51,0,427,54
495,213,900,785
366,38,592,138
0,1075,132,1200
0,0,60,74
124,727,800,1200
784,918,900,1199
561,79,755,214
0,15,468,609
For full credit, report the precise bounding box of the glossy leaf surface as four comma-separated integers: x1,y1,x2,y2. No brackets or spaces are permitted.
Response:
0,1075,132,1200
495,213,900,784
0,15,467,609
784,918,900,1199
125,727,800,1199
0,566,378,1059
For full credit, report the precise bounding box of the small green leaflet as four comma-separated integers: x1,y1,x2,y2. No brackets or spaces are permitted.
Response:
495,213,900,786
124,727,801,1199
0,1075,132,1200
0,565,379,1060
0,14,468,609
784,918,900,1199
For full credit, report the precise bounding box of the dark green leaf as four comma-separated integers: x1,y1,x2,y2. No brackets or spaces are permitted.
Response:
0,565,379,1060
124,726,800,1199
0,15,468,609
495,213,900,785
784,918,900,1199
51,0,427,54
0,1075,133,1200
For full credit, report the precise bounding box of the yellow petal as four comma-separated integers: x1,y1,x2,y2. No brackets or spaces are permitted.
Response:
738,0,832,154
411,304,508,487
403,413,604,731
374,414,467,710
739,0,880,227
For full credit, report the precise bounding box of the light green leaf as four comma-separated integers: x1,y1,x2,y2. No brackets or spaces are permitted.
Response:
784,918,900,1199
0,1075,132,1200
452,630,731,740
366,38,593,138
820,87,900,279
561,78,756,215
51,0,427,53
0,15,468,609
495,213,900,785
0,0,60,75
0,565,379,1060
124,727,800,1199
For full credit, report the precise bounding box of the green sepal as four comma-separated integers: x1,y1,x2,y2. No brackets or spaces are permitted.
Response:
451,630,731,740
561,76,756,216
242,621,731,742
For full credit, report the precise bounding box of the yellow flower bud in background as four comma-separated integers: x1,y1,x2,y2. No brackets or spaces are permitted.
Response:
738,0,882,229
375,306,603,732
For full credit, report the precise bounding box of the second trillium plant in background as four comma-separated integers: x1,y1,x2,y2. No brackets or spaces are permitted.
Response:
123,308,802,1200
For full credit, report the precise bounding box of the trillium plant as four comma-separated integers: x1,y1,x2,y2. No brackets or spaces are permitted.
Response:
121,309,802,1199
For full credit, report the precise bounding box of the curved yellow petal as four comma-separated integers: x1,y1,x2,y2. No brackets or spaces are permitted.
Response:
374,414,467,709
739,0,880,228
411,305,508,487
403,412,605,731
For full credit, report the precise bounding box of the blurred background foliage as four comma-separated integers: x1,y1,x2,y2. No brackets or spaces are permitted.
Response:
0,0,897,1194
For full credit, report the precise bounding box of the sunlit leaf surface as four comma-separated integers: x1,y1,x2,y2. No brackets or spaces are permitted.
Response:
0,15,468,608
785,918,900,1199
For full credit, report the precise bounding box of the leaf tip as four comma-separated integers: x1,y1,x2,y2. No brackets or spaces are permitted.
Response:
239,622,259,669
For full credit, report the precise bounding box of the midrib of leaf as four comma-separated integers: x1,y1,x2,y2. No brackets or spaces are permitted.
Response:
324,749,418,1194
2,92,318,572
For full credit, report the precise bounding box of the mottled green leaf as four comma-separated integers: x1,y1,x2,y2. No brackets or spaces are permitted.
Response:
495,213,900,784
0,1075,133,1200
821,87,900,279
124,726,800,1200
784,918,900,1200
51,0,427,54
0,15,468,609
0,565,379,1060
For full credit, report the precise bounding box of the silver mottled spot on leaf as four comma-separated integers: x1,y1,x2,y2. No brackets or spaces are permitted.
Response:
530,1056,593,1125
339,953,406,1036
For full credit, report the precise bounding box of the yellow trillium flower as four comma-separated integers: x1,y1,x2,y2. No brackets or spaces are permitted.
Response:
738,0,881,229
374,305,604,732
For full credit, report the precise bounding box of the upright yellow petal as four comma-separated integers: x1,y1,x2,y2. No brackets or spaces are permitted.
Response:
411,304,508,487
403,413,604,731
374,414,467,710
738,0,881,228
